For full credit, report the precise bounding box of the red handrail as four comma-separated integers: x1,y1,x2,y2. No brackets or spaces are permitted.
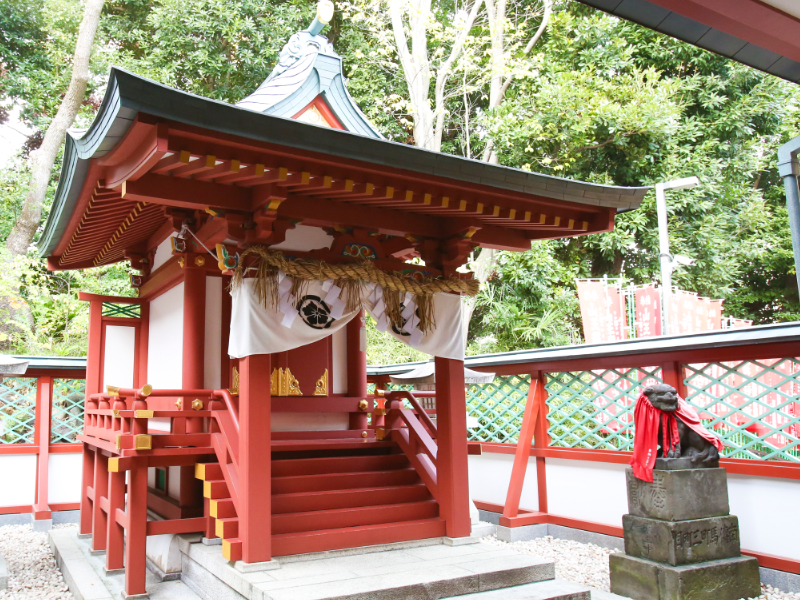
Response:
387,391,437,439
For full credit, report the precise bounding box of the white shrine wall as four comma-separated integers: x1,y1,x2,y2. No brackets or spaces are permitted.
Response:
204,275,223,390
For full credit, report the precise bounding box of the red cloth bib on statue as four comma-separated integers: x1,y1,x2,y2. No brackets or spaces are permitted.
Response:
630,393,724,482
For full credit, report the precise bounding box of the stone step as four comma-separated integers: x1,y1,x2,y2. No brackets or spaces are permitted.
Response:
451,579,592,599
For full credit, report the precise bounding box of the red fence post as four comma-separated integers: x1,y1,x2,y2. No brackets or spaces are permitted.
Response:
502,374,540,519
534,372,550,514
434,357,471,538
239,353,272,563
33,376,53,522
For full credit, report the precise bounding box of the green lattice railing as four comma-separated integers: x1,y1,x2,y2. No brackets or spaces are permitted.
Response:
102,302,140,318
0,377,37,444
546,367,662,451
51,378,86,443
684,360,800,462
370,357,800,462
467,375,530,443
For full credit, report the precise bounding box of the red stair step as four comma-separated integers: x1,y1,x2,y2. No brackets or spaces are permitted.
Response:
272,484,432,514
271,454,409,477
272,500,439,535
272,469,420,495
272,518,447,556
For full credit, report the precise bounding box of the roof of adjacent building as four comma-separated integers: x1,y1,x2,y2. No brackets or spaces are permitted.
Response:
578,0,800,83
367,322,800,374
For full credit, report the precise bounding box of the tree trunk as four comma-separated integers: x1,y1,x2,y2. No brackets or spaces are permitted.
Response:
5,0,105,256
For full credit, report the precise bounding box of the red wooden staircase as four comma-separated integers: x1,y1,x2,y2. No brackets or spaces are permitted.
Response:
196,440,445,560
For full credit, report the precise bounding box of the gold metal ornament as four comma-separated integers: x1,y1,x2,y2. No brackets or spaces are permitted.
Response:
228,367,239,396
140,384,153,397
175,398,183,409
271,368,302,396
314,369,328,396
195,255,206,267
358,399,368,411
106,385,120,397
191,399,204,411
361,431,368,438
178,257,186,268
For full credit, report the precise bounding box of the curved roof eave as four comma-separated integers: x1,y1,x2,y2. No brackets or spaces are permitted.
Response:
39,67,651,259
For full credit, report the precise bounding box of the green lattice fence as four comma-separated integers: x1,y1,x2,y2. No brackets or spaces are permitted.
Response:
467,375,530,443
51,378,86,443
545,367,662,450
684,359,800,462
0,377,37,444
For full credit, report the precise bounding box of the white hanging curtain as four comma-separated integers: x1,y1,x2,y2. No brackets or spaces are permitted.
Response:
228,275,464,360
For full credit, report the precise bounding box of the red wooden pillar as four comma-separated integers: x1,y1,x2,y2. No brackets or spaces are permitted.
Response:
180,263,206,511
183,262,206,428
136,301,150,388
82,299,103,536
124,460,148,596
86,299,104,396
347,311,368,430
91,451,109,552
33,376,53,521
533,372,550,514
434,356,471,538
239,354,272,563
106,469,126,571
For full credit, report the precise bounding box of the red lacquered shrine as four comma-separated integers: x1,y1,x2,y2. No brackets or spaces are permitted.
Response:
39,5,648,597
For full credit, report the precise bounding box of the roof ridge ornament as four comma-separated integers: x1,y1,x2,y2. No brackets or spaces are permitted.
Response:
272,1,336,78
307,0,334,36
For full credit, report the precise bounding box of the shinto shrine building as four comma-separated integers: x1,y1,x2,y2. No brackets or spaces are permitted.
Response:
38,5,649,598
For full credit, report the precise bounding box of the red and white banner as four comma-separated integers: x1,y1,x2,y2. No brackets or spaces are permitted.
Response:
576,280,625,344
634,284,661,338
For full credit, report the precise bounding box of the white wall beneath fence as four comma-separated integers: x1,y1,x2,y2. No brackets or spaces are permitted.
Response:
48,453,82,504
469,453,800,562
0,455,36,506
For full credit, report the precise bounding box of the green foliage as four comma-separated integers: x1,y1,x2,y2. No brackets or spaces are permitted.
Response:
1,0,799,360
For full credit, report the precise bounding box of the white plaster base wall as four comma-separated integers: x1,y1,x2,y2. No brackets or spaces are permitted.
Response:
728,473,800,562
0,454,36,506
544,458,628,526
467,453,540,512
48,453,82,504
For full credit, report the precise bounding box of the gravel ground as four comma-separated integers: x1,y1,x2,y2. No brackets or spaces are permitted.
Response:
483,534,800,600
0,524,75,600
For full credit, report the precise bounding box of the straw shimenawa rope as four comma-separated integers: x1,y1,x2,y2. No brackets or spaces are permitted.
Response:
230,246,478,333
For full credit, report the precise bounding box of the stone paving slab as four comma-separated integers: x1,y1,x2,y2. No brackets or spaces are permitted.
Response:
453,579,591,599
50,528,203,600
181,538,556,600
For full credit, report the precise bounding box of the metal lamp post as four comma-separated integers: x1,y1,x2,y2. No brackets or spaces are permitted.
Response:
655,176,700,335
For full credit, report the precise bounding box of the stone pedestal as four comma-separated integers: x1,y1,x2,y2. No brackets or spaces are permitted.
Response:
610,468,760,600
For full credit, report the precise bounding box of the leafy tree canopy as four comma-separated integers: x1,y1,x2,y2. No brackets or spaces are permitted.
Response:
0,0,798,362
